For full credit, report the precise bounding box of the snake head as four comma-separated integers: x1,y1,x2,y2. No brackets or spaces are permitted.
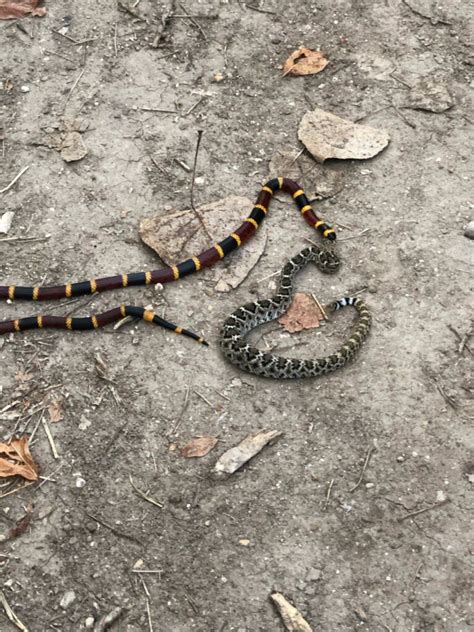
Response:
317,248,340,273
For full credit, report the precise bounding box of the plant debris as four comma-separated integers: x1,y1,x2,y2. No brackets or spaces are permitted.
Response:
0,211,14,234
283,47,328,77
0,436,39,481
140,196,267,292
298,108,390,163
213,430,282,477
278,292,323,333
270,592,313,631
269,148,344,199
403,79,454,113
0,0,46,19
180,436,218,458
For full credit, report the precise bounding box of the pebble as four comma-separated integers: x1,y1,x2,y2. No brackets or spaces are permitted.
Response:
464,221,474,239
60,590,76,609
20,85,30,93
85,616,95,628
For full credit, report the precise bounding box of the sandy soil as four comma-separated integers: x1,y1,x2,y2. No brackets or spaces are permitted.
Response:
0,1,473,631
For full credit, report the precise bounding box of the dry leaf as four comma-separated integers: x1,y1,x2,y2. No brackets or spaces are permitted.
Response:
283,47,328,77
298,108,390,163
213,430,282,477
0,0,46,19
270,592,313,632
48,400,63,423
140,196,267,292
278,292,323,333
60,131,88,162
0,436,39,481
180,436,218,458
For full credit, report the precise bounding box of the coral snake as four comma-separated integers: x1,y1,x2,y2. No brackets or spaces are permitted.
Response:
0,177,336,343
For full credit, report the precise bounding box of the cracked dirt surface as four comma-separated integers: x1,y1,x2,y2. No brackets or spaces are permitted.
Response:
0,1,473,630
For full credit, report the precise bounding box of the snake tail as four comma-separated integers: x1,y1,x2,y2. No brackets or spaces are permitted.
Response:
0,305,208,345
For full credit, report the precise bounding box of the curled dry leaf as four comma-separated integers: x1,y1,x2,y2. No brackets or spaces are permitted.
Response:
283,47,328,77
270,592,313,632
180,436,218,458
213,430,282,477
0,436,39,481
0,0,47,19
278,292,323,333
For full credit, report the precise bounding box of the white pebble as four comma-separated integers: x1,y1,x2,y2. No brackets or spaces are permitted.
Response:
20,85,30,93
464,220,474,239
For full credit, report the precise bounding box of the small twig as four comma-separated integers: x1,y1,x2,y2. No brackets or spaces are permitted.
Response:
310,293,328,321
193,389,216,409
169,381,192,435
397,499,450,523
183,96,207,116
113,22,118,55
447,323,473,355
0,165,30,195
140,106,177,113
324,478,334,511
129,475,163,509
0,482,35,500
41,416,59,459
86,512,142,544
44,49,77,65
178,3,208,40
337,228,371,242
0,235,50,244
174,157,191,172
131,569,163,574
0,590,30,632
64,67,85,108
349,445,375,493
432,378,458,409
190,129,213,241
245,3,277,14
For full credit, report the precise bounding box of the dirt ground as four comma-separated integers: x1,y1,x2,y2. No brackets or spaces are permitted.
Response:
1,1,473,631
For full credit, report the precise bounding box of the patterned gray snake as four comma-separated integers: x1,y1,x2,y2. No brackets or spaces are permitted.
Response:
219,245,371,379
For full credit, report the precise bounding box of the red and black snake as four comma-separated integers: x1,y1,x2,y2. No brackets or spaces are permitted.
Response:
0,178,336,341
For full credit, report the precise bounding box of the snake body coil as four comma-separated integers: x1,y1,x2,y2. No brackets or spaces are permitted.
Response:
219,246,371,379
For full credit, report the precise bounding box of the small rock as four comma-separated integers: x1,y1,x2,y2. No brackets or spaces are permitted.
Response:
85,616,95,629
365,482,375,489
75,477,86,488
436,490,447,503
405,79,453,113
60,131,87,162
20,85,30,93
60,590,76,609
306,568,322,581
239,538,250,546
464,221,474,239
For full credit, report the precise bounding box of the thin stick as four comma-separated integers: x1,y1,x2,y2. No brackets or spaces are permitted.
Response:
64,67,85,108
193,389,215,409
398,499,450,523
324,478,334,511
178,3,207,40
113,22,118,55
0,165,30,195
0,590,30,632
184,96,206,116
140,107,177,113
190,130,213,241
338,228,371,242
129,475,163,509
310,293,328,321
245,3,277,14
94,607,123,632
0,235,50,243
41,416,59,459
86,512,142,544
131,569,163,574
44,49,77,65
0,481,35,500
349,445,375,493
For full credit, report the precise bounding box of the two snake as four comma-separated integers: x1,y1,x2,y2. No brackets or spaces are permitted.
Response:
0,177,371,378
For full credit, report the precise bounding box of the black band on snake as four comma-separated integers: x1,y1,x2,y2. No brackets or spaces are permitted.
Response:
0,178,336,341
219,245,371,379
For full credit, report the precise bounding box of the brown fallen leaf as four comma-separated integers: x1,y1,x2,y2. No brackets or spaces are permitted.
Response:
213,430,282,477
283,47,328,77
270,592,313,631
180,436,218,458
0,0,46,19
278,292,323,333
0,436,39,481
140,196,267,292
6,508,33,541
47,400,63,423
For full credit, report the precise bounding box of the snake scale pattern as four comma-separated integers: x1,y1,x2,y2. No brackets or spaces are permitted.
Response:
0,177,335,341
219,245,371,379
